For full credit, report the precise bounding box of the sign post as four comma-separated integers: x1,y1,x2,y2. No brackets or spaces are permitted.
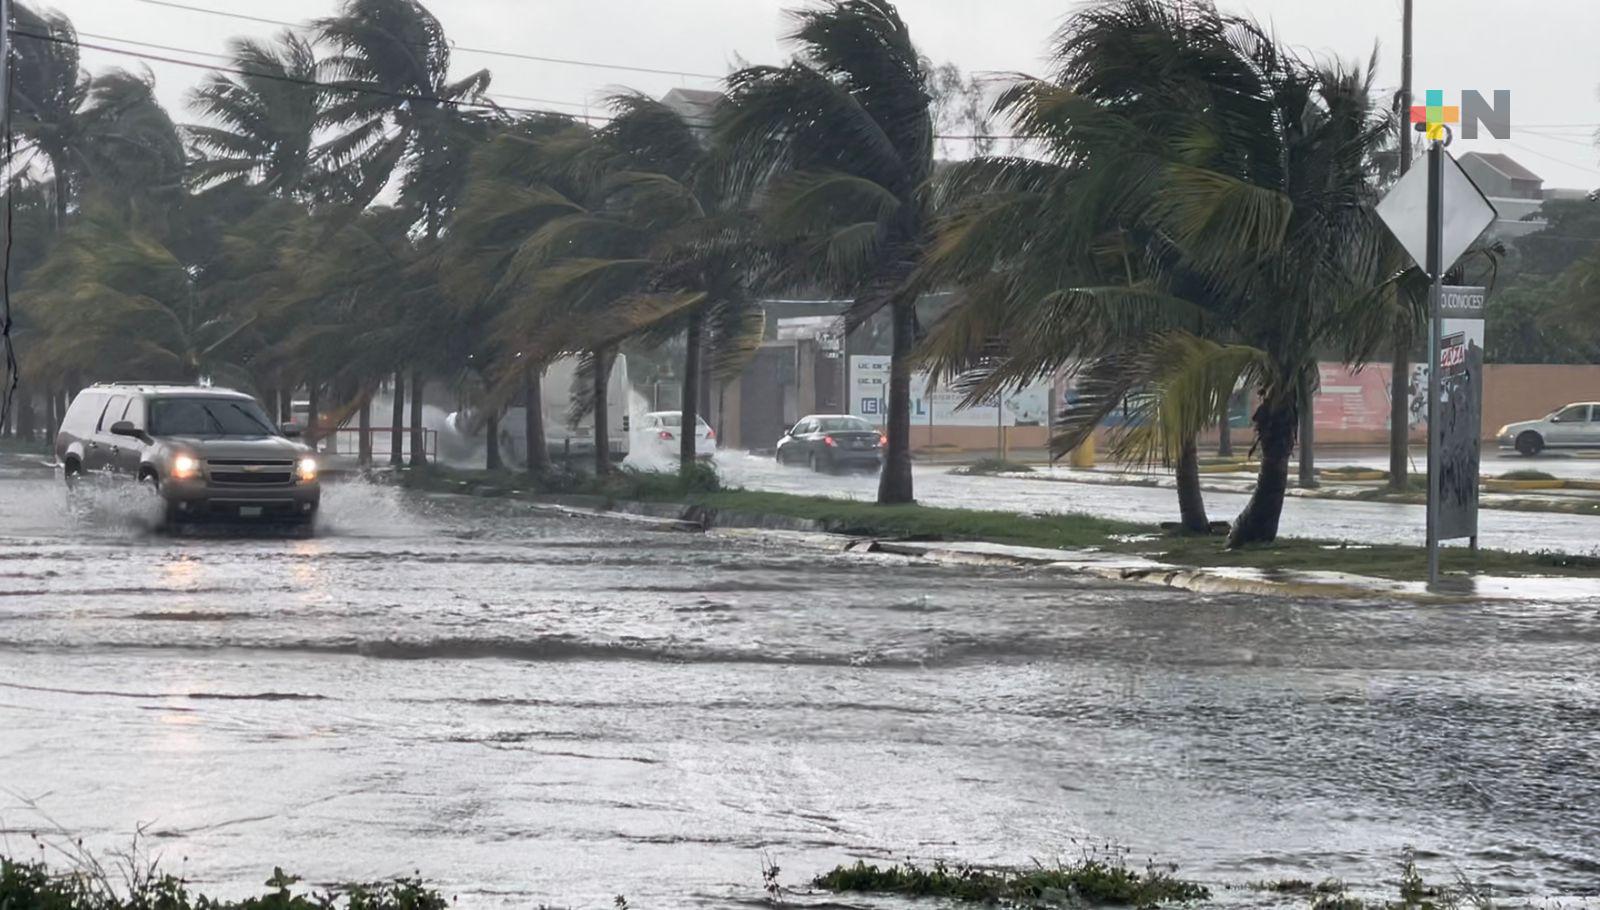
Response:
1376,141,1496,586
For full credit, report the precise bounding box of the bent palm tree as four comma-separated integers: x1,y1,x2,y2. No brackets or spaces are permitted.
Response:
187,31,336,199
10,5,183,229
927,0,1393,546
717,0,935,504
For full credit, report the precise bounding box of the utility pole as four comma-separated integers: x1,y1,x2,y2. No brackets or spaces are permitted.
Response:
1,0,10,128
1388,0,1414,492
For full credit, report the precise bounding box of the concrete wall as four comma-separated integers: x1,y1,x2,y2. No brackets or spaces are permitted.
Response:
724,359,1600,453
1482,364,1600,434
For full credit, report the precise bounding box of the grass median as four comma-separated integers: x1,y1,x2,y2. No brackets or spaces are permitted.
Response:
397,464,1600,581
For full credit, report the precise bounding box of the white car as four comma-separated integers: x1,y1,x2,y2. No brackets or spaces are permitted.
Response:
634,411,716,460
1497,401,1600,456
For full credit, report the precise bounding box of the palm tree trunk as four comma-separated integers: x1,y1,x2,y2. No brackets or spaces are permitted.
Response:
1175,434,1210,533
390,370,405,466
44,387,56,440
1217,396,1233,457
408,370,426,467
18,396,35,442
485,408,502,471
877,297,916,504
592,350,612,475
358,393,373,467
1226,398,1297,548
306,382,321,453
1298,383,1317,488
279,389,292,430
680,311,703,474
524,367,548,476
1389,340,1409,491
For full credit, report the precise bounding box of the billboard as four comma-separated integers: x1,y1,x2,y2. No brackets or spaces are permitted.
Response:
849,356,1050,426
1436,286,1486,541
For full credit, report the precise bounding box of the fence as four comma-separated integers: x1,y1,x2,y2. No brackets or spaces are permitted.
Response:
320,426,437,463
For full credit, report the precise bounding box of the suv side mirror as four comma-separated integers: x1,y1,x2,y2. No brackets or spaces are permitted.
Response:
1551,416,1564,423
109,420,149,443
781,425,794,437
280,421,303,438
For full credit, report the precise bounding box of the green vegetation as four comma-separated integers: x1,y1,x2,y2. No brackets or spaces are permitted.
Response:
814,859,1208,906
0,858,449,910
1320,465,1389,478
951,458,1036,476
1495,470,1557,481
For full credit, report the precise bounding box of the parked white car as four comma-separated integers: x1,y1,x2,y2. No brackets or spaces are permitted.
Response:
1497,401,1600,455
633,411,716,461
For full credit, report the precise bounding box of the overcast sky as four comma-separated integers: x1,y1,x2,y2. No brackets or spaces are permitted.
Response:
47,0,1600,188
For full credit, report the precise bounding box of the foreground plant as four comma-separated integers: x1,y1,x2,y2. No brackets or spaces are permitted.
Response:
0,857,449,910
814,857,1209,906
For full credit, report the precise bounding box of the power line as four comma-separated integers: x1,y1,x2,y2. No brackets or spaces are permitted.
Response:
11,28,613,123
35,28,999,141
135,0,723,81
72,30,606,115
1503,139,1600,178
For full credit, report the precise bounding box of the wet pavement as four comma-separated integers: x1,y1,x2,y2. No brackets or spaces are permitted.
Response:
3,452,1599,907
716,453,1600,556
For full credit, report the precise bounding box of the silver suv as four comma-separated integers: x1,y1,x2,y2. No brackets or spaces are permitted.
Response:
55,383,320,523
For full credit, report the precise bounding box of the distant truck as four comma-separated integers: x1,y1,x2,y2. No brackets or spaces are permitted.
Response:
442,354,635,466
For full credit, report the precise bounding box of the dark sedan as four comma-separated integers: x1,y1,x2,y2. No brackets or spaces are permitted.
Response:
775,414,885,473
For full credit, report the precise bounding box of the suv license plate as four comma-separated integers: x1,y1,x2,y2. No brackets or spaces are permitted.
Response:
239,506,263,518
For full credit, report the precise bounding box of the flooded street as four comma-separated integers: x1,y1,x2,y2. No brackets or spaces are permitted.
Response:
3,452,1599,907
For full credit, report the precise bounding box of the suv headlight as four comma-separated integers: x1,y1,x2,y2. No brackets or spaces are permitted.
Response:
1495,425,1511,437
170,453,200,480
296,456,319,482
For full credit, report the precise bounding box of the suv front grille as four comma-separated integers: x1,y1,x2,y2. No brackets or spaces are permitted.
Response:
207,459,295,486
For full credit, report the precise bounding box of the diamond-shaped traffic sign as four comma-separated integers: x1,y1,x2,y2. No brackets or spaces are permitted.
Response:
1376,150,1497,277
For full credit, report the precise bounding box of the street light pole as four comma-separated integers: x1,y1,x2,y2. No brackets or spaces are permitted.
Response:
1389,0,1414,492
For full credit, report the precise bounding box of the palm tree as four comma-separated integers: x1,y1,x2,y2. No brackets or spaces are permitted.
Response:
596,93,766,474
317,0,491,230
438,115,589,474
10,5,184,228
9,2,87,228
716,0,936,504
317,0,495,464
924,0,1394,546
22,207,257,385
187,31,335,200
916,0,1261,533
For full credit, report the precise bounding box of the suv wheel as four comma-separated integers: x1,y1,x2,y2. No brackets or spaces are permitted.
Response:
1515,432,1545,456
62,458,82,488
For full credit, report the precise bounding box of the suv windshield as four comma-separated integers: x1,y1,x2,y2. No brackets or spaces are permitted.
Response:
817,417,874,432
150,397,277,437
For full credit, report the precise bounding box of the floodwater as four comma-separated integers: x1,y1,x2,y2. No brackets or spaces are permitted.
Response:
2,452,1599,907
